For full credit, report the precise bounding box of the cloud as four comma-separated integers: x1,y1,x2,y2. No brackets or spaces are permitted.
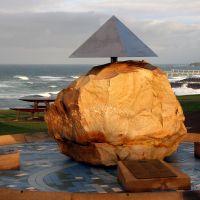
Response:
0,1,199,64
0,0,199,23
0,0,64,13
0,12,104,48
0,12,108,64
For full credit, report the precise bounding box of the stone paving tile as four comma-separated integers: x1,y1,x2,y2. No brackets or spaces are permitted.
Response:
0,141,200,192
75,177,84,180
112,187,123,192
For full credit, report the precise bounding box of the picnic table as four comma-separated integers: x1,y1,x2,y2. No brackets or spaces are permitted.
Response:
10,97,55,120
19,97,55,109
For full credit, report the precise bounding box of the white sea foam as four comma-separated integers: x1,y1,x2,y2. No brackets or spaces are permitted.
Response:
37,92,51,97
48,85,57,88
50,91,60,95
14,75,29,80
70,75,80,79
168,76,187,83
173,84,200,96
0,83,12,88
37,91,60,97
38,76,66,81
191,75,200,78
38,76,75,82
66,78,76,81
27,82,33,84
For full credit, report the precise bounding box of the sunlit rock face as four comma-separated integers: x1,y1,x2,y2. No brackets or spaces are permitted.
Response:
45,61,187,166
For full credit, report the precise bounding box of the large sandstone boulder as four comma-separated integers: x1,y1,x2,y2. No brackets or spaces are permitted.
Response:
45,60,187,166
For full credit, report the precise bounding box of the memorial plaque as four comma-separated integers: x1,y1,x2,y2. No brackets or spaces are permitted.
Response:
118,160,191,192
122,160,177,179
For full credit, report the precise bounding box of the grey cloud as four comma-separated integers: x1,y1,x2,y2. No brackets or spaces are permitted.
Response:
0,0,64,12
127,19,200,63
0,11,199,64
76,0,200,22
1,0,199,23
0,12,104,49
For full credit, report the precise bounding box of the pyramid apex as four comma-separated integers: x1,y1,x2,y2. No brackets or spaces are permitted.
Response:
110,15,117,19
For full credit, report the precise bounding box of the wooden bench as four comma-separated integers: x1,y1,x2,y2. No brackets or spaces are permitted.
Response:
30,105,47,109
10,108,46,120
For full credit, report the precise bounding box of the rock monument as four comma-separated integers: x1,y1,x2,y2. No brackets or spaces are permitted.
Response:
45,60,187,166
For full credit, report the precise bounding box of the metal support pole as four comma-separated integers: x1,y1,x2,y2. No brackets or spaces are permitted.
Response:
111,57,118,63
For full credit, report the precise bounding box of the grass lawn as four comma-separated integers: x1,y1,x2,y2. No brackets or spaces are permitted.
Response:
0,110,47,135
177,94,200,113
0,94,199,135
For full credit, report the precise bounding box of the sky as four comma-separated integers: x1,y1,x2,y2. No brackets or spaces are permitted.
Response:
0,0,200,64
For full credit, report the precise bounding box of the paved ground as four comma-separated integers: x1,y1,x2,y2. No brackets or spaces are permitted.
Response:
0,141,200,193
0,141,123,193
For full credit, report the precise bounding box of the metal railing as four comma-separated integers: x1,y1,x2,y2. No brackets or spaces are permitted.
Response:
166,69,200,77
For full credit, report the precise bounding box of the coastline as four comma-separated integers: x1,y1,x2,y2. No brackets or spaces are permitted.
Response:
0,63,200,109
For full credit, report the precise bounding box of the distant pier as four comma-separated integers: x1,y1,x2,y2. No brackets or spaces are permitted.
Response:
166,69,200,77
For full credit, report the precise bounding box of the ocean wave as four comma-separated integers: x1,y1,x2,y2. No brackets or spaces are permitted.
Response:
37,91,60,97
178,77,200,82
170,76,200,89
192,75,200,78
38,76,66,81
38,76,75,82
65,78,76,82
48,85,57,88
0,83,13,88
50,91,60,95
0,93,30,99
27,82,34,84
173,84,200,96
14,75,29,80
168,76,187,83
70,75,80,79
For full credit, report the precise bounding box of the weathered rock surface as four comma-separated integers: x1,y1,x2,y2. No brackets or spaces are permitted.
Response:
45,60,187,166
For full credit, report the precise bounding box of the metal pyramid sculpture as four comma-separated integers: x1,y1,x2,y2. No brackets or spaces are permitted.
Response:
70,16,157,61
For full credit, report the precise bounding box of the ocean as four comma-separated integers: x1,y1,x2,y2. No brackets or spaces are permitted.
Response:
0,63,200,109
